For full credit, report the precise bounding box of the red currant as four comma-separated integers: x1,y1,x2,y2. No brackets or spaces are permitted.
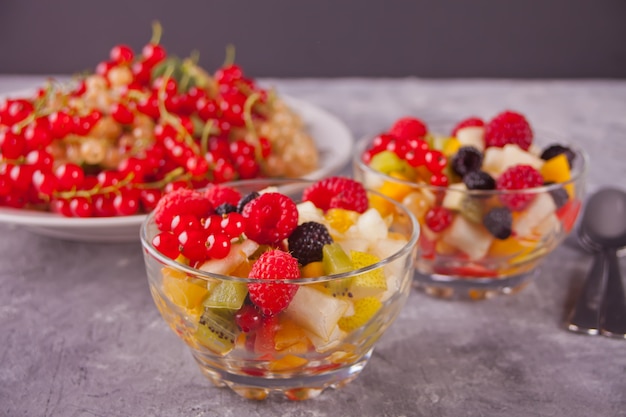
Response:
425,206,453,232
153,231,180,259
234,304,262,332
205,233,231,259
424,150,447,173
110,44,134,64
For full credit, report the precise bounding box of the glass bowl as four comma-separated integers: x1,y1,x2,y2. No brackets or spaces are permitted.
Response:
140,178,419,400
353,133,588,300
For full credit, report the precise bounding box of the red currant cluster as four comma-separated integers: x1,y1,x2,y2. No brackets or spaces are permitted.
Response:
362,117,449,187
0,23,279,217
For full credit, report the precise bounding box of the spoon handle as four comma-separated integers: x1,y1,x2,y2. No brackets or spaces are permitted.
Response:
600,249,626,338
567,252,607,335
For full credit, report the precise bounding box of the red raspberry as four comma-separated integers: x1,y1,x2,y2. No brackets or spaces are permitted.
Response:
496,165,544,211
153,188,213,232
247,250,301,316
485,111,533,150
302,177,368,213
388,117,428,140
451,117,484,137
424,206,453,232
204,184,242,208
241,192,298,244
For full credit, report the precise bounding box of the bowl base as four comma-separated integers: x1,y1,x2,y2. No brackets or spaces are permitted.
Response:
192,349,372,401
413,269,538,300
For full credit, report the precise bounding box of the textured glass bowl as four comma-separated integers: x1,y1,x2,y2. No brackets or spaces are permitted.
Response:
354,137,588,300
140,179,419,400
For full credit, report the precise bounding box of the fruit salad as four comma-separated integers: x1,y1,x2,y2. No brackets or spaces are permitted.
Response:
354,111,587,298
140,177,418,400
0,23,319,217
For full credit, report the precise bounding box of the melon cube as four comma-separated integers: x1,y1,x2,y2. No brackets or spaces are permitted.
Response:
456,126,485,151
512,193,557,238
442,215,493,260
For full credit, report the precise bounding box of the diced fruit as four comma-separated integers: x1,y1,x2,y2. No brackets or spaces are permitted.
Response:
324,208,359,234
300,261,324,278
162,267,209,309
194,309,239,355
268,354,308,371
455,126,485,151
284,286,349,341
500,144,544,173
369,150,409,175
442,183,467,211
512,192,557,238
338,297,382,332
199,239,259,275
441,215,493,260
349,251,387,298
322,242,353,275
203,281,248,310
274,318,312,353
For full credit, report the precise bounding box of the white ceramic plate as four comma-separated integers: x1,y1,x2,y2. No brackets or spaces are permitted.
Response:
0,95,354,242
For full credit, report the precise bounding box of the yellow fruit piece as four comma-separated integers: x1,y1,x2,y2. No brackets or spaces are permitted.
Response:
338,297,382,332
350,251,387,297
368,194,394,218
230,260,252,278
401,191,431,223
488,237,537,261
379,172,414,202
268,354,309,371
275,319,312,353
301,261,324,278
162,267,209,309
325,208,359,234
540,153,574,197
442,137,461,156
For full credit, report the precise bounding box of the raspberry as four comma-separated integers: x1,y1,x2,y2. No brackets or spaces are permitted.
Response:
483,207,513,239
463,170,496,191
425,206,453,232
247,250,301,316
302,177,368,213
153,188,213,232
241,192,298,244
204,184,242,208
496,165,544,211
485,111,533,150
451,117,484,137
388,117,428,140
287,222,334,266
451,146,483,177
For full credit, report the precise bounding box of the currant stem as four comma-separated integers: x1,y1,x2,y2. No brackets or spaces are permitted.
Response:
200,120,214,156
223,44,236,67
243,92,261,137
150,20,163,45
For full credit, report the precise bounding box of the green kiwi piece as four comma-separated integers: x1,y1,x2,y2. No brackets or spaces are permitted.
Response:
322,243,355,297
203,281,248,310
194,309,240,355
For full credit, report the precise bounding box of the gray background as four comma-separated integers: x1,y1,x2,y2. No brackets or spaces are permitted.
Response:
1,0,625,78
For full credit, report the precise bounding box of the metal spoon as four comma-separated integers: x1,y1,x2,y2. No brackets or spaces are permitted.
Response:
567,187,626,338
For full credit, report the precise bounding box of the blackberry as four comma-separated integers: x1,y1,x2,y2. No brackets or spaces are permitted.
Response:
483,207,513,239
236,191,260,213
463,170,496,191
451,146,483,177
544,182,569,208
287,222,333,266
215,203,237,215
540,144,576,168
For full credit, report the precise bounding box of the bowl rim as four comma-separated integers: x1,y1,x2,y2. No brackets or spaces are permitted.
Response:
140,178,420,284
353,132,589,197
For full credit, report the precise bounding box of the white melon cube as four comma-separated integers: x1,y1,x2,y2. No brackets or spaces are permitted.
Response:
482,147,505,177
442,216,493,260
533,212,561,239
198,239,259,275
442,183,468,211
304,325,346,352
456,126,485,151
500,144,545,172
296,201,325,224
513,193,557,238
284,286,349,342
337,238,369,255
357,208,388,242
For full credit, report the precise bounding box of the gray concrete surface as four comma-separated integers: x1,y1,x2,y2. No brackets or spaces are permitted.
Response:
1,77,625,416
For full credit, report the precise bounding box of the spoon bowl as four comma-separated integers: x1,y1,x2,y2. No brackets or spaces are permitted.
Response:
568,187,626,338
